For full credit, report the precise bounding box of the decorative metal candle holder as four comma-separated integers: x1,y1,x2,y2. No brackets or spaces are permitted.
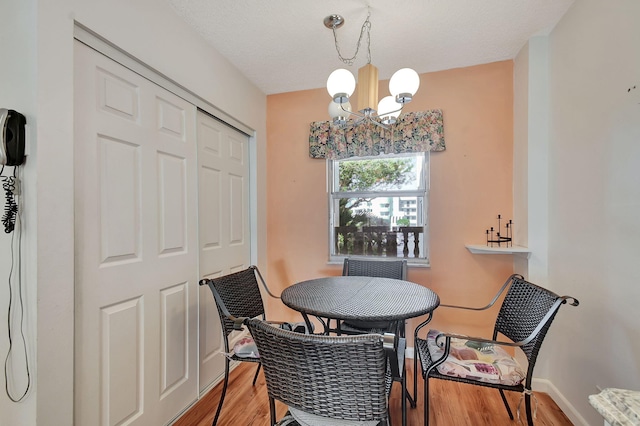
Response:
486,214,513,247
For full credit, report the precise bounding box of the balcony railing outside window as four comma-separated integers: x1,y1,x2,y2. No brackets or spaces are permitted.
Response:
334,226,425,258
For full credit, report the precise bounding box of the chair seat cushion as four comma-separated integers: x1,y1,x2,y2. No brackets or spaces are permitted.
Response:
426,329,525,386
232,336,259,358
232,321,310,360
342,319,391,331
288,407,379,426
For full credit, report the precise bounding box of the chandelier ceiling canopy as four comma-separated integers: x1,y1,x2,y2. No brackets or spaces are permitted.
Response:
324,11,420,129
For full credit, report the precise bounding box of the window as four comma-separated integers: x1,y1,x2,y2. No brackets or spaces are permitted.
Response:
329,152,429,264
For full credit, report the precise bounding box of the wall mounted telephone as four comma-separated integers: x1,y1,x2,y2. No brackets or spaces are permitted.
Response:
1,109,30,404
1,109,25,234
0,109,26,167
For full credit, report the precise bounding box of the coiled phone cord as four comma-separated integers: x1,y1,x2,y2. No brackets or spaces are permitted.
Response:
1,165,31,402
1,165,18,234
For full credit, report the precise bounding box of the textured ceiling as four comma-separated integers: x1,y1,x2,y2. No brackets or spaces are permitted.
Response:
166,0,574,95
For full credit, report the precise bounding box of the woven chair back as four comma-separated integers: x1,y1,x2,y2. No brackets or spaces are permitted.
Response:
208,267,265,338
494,276,562,365
343,258,407,280
246,318,389,423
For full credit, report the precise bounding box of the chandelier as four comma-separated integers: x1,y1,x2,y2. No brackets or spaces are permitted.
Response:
324,12,420,129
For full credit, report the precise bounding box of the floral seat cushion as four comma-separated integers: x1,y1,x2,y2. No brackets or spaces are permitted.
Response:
426,329,525,386
232,337,259,358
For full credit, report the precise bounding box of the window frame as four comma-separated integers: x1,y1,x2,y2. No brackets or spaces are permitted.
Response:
327,152,430,266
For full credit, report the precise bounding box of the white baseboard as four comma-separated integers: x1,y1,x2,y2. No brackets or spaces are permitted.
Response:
532,378,590,426
406,346,414,359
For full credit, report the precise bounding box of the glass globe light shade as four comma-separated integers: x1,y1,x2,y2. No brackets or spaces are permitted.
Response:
328,100,351,119
389,68,420,97
327,69,356,100
377,96,401,118
377,96,401,125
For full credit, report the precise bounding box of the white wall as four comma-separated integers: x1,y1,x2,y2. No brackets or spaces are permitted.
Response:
514,36,553,285
0,1,38,424
513,41,529,267
3,1,268,424
527,0,640,425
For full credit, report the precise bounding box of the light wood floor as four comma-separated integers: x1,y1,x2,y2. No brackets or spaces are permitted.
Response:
174,362,573,426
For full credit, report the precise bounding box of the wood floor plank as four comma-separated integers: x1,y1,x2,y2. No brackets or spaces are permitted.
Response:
173,362,573,425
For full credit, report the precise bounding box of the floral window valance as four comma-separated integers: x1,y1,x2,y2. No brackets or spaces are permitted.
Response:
309,109,445,160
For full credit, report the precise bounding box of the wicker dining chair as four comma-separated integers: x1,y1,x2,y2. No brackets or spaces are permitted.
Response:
413,274,579,426
341,258,414,420
199,266,284,426
246,317,394,426
340,258,408,334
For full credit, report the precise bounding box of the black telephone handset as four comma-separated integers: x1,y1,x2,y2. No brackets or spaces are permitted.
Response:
0,109,26,167
1,109,25,233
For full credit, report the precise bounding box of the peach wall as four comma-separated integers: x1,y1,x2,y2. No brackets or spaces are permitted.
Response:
266,61,515,337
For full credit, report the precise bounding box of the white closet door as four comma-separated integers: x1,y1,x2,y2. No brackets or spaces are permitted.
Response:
197,112,251,392
74,41,198,426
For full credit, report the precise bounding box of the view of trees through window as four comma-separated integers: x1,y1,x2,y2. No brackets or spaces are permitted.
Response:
330,153,429,261
338,157,416,229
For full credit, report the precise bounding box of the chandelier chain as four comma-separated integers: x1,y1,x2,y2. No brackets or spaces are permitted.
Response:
331,12,372,66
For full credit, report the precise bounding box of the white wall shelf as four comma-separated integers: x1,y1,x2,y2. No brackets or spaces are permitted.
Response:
465,244,531,258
